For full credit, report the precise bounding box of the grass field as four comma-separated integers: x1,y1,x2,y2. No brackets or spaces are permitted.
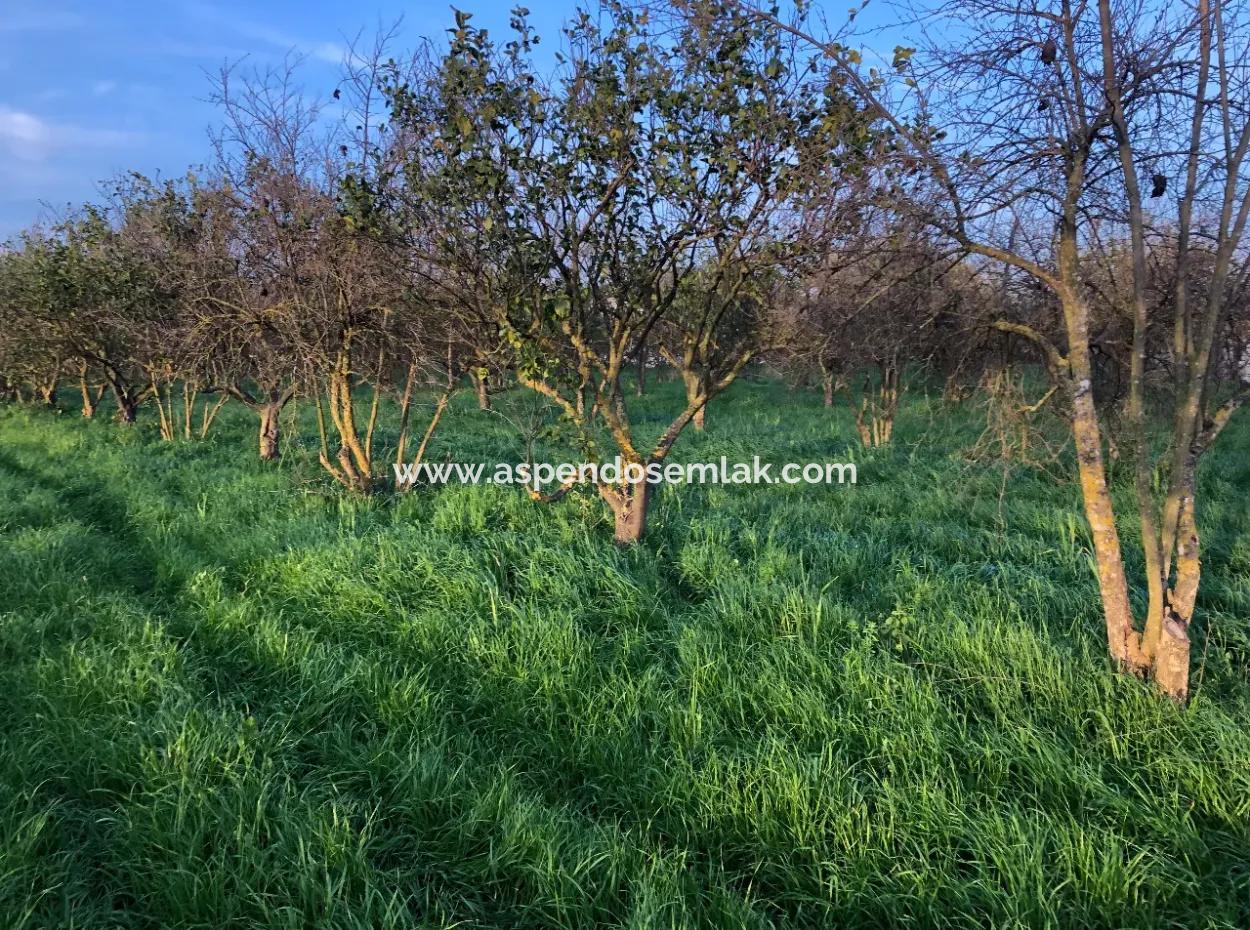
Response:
1,378,1248,929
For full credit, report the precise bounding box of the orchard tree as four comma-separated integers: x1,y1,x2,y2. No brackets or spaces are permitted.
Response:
204,57,336,462
382,11,544,454
7,208,172,424
0,239,66,407
735,0,1250,699
393,1,874,542
773,193,969,441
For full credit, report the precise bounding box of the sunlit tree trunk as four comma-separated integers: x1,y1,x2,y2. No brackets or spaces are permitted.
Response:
681,369,707,431
854,363,899,448
78,365,106,419
316,332,377,494
258,402,282,459
819,360,836,408
219,384,295,460
472,369,491,411
600,480,652,545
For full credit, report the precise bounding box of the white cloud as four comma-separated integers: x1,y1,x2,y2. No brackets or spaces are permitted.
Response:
310,42,346,66
232,21,346,65
180,1,345,66
0,109,50,154
0,105,144,161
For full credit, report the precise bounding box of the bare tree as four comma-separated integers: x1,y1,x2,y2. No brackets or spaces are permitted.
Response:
729,0,1250,699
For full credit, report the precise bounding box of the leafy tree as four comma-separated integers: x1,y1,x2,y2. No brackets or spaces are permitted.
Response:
391,1,874,541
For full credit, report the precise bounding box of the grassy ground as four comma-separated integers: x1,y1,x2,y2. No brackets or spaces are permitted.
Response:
0,378,1248,929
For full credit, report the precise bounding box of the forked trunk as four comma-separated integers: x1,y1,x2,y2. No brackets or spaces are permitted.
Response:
200,394,228,439
150,374,176,441
602,480,652,545
854,366,899,448
103,368,140,425
316,350,374,495
79,375,104,418
395,391,450,491
258,403,282,460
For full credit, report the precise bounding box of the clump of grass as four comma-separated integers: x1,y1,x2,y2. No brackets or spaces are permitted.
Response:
0,383,1247,929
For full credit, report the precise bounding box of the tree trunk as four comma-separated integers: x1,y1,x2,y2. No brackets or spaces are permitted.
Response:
115,392,137,425
821,368,835,408
200,394,228,439
79,375,100,418
151,374,175,441
603,481,652,545
474,372,491,411
394,363,418,467
854,367,899,448
1059,284,1148,677
683,371,705,431
1154,616,1192,703
1152,489,1200,701
320,351,374,495
1071,385,1140,666
182,383,198,439
258,402,282,460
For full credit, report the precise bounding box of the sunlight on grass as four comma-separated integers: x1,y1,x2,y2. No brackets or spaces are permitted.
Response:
0,382,1247,928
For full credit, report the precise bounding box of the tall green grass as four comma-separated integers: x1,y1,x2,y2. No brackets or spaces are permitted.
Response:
0,379,1247,928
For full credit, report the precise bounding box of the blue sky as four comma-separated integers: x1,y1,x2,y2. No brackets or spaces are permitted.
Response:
0,0,891,240
0,0,580,238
